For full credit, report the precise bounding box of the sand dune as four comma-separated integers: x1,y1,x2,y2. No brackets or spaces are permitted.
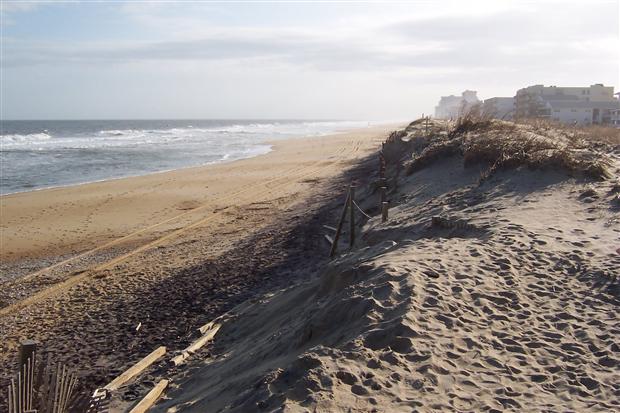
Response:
154,120,619,412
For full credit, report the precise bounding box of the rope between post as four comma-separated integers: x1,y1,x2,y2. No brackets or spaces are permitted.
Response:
351,199,373,219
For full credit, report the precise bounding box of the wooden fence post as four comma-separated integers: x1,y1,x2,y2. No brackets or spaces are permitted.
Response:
18,340,36,371
382,202,389,222
329,187,351,257
425,116,429,135
380,186,387,208
349,185,356,248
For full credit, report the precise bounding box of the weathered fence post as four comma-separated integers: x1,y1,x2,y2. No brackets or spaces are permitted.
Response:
382,202,389,223
329,187,351,257
10,340,37,413
380,186,387,209
18,340,37,371
349,185,356,248
425,116,429,135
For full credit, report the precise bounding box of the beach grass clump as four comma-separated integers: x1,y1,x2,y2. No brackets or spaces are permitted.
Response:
449,106,493,137
405,138,462,174
404,118,426,133
405,115,612,180
519,119,620,147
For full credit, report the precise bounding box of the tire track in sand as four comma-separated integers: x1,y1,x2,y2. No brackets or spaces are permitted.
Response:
0,137,372,318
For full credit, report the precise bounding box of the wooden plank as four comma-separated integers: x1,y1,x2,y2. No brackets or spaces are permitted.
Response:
322,225,337,232
171,324,221,366
104,346,166,391
129,379,169,413
324,234,334,245
198,319,219,335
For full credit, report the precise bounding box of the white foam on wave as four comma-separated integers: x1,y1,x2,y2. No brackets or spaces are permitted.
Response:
1,121,369,151
1,132,52,146
1,120,373,194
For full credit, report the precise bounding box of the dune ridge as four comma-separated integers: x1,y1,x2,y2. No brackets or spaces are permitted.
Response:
154,119,620,412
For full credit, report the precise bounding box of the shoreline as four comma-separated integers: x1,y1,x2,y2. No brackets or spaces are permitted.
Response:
0,122,400,409
0,145,272,198
1,122,395,198
0,123,402,265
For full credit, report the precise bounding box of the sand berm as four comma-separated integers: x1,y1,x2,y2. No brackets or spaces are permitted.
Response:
151,119,620,412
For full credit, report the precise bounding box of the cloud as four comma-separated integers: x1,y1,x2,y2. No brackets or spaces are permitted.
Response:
2,0,618,119
1,26,445,71
3,4,617,78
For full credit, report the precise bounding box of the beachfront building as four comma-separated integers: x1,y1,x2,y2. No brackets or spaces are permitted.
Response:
515,84,620,125
482,97,515,120
434,90,480,119
612,92,620,127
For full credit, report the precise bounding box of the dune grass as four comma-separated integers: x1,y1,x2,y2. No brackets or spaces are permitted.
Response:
404,111,613,181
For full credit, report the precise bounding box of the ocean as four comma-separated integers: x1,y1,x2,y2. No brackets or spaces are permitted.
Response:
0,119,369,195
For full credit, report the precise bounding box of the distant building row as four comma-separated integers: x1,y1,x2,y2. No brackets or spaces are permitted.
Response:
434,84,620,126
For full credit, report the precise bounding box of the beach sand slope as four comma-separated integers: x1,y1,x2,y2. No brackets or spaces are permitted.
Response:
155,121,620,412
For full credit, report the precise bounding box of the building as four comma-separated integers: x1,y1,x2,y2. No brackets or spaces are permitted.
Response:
482,97,515,120
611,92,620,127
434,90,480,119
515,84,619,125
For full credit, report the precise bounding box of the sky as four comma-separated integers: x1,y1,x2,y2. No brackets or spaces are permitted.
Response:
1,0,618,120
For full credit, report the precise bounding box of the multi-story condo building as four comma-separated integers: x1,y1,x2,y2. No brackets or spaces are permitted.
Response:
482,97,515,120
515,84,619,125
434,90,480,119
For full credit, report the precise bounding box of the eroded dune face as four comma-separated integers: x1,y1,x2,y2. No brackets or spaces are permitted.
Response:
158,120,620,413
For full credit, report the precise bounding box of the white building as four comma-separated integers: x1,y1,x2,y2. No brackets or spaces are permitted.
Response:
515,84,619,125
434,90,480,119
611,92,620,127
482,97,515,120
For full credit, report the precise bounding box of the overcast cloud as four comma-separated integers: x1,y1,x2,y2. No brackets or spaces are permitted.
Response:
1,0,618,120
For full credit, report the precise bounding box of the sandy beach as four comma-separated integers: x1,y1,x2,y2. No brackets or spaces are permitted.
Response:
3,1,618,411
0,123,401,408
1,124,395,269
2,119,619,412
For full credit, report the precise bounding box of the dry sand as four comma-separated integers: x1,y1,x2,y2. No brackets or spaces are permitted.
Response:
151,120,620,412
1,124,394,270
0,123,400,409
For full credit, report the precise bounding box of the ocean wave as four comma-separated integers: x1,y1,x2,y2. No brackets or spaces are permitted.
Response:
1,120,371,193
1,121,369,152
1,132,52,145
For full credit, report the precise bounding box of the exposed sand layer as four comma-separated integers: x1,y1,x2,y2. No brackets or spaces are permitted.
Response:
0,124,400,409
153,121,620,412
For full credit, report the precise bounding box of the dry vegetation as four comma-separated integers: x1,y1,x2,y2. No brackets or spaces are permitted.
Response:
404,111,616,181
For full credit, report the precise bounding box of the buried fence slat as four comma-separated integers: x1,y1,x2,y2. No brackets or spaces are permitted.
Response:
324,234,334,245
198,319,219,335
171,324,221,366
128,379,169,413
329,188,351,258
104,346,166,391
